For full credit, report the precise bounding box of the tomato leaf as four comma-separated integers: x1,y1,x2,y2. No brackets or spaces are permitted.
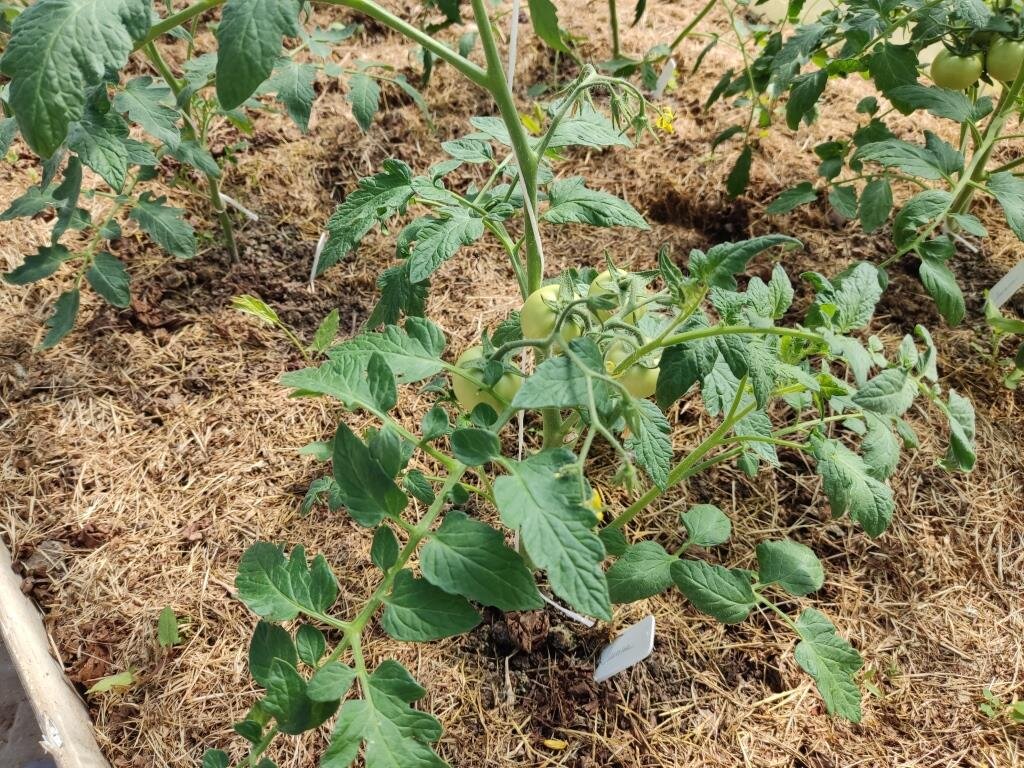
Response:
216,0,301,109
793,608,863,722
381,570,480,641
607,541,676,603
756,539,824,596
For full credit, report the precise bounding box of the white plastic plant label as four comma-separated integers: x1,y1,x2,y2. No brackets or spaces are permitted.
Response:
652,58,677,99
594,614,655,683
988,260,1024,309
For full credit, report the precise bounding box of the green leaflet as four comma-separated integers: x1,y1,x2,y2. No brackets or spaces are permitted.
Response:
680,504,732,548
41,289,80,349
321,660,445,768
381,570,480,642
320,160,416,275
449,428,500,466
941,389,976,472
328,317,447,385
347,70,380,132
859,178,893,233
249,621,297,687
235,542,339,621
852,139,950,181
689,235,801,291
370,526,399,572
606,541,676,603
266,59,317,132
3,245,71,285
671,559,756,624
811,434,894,537
852,367,916,417
0,0,150,157
282,355,397,413
129,193,197,259
804,261,882,333
407,208,485,284
494,449,610,619
767,182,818,215
655,315,719,410
262,658,339,735
624,398,672,488
216,0,301,110
527,0,568,53
157,606,179,647
541,177,648,229
794,608,863,722
861,412,900,480
295,624,326,666
987,172,1024,242
512,338,608,409
307,662,356,703
113,77,181,146
419,511,542,612
755,539,824,596
86,252,130,308
68,106,133,191
331,421,407,527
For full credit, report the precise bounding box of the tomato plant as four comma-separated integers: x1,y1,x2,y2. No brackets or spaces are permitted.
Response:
703,0,1024,327
0,0,459,346
201,4,976,767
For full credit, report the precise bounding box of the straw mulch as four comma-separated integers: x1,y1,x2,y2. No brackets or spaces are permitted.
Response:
1,1,1022,766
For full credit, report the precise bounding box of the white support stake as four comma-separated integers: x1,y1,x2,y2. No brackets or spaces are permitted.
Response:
652,57,677,99
220,193,259,222
988,260,1024,309
310,231,328,286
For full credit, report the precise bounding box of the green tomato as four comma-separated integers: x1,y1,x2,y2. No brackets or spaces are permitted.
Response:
588,270,648,323
452,346,521,413
987,38,1024,82
605,341,659,399
520,283,582,348
930,50,984,90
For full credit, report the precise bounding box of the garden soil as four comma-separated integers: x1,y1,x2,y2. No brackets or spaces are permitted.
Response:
2,1,1023,766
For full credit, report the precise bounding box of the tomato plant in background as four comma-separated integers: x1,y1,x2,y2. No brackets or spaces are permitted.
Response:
0,0,465,346
703,0,1024,327
204,2,977,766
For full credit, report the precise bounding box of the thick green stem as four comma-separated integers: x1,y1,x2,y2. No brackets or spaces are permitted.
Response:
470,0,544,296
608,0,621,58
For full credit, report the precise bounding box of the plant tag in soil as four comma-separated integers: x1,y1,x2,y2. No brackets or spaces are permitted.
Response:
594,614,655,683
989,260,1024,309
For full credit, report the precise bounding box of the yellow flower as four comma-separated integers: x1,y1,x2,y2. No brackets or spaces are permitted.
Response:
586,487,604,522
655,107,676,134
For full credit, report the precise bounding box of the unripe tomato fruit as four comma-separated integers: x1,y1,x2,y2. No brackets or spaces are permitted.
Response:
930,50,983,90
588,270,647,323
520,284,582,347
452,346,521,413
605,341,659,399
987,38,1024,82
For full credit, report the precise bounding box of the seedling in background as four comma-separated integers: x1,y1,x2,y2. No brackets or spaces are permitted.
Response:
157,606,181,649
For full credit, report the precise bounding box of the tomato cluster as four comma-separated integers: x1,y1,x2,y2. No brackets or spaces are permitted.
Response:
930,37,1024,90
452,269,661,412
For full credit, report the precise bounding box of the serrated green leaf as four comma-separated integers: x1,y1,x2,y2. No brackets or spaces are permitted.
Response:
624,398,671,488
852,368,915,417
381,570,480,642
811,434,894,537
805,262,882,333
311,309,340,353
680,504,731,547
267,58,316,132
655,316,719,410
370,526,399,572
236,542,339,621
308,662,356,703
671,559,756,624
541,177,648,229
331,421,407,527
689,235,801,290
87,668,135,693
794,608,863,721
328,317,446,384
113,76,181,146
861,412,900,480
68,106,131,191
512,338,608,409
420,510,542,611
987,172,1024,241
3,245,71,285
347,70,380,132
494,449,609,619
0,0,150,156
756,539,824,596
130,192,197,259
322,660,444,768
606,541,676,603
203,749,230,768
41,289,80,349
859,178,892,233
86,252,130,307
262,657,339,734
321,160,415,274
853,139,947,181
450,427,500,466
216,0,300,109
407,208,485,284
527,0,568,52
